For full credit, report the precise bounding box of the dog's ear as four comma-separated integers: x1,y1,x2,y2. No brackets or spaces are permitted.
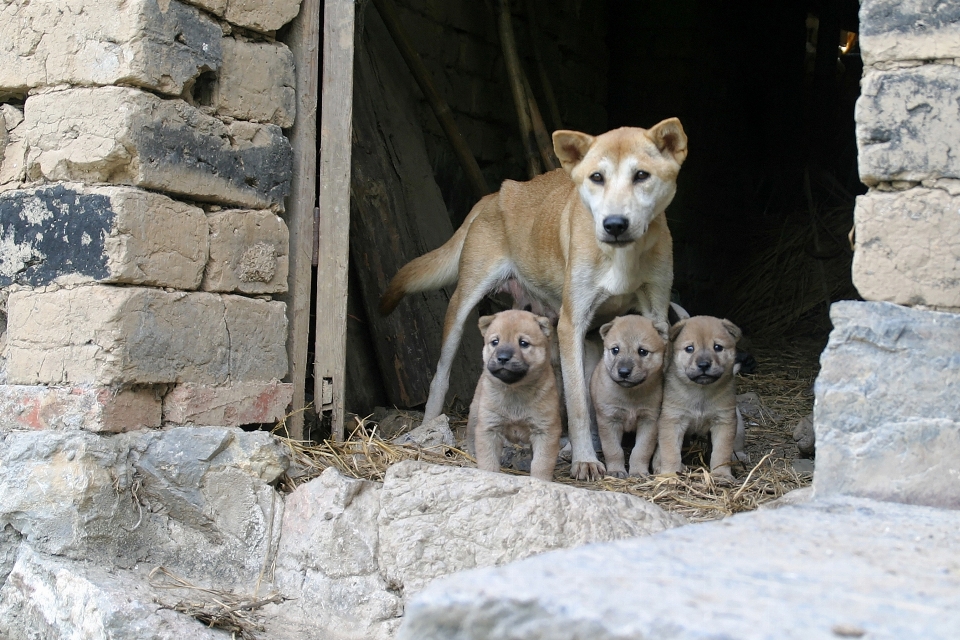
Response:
598,321,614,341
668,318,688,342
721,318,742,342
648,118,688,166
478,315,495,335
535,315,552,338
553,130,594,173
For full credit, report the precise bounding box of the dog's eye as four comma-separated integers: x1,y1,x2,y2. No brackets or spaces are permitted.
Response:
684,345,694,353
639,348,648,357
611,346,619,355
589,172,604,184
491,339,499,346
634,170,650,183
714,344,724,352
519,339,530,348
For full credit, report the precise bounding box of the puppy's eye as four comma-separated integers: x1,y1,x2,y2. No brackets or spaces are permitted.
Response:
491,338,499,346
519,339,530,348
634,170,650,183
611,346,619,355
589,172,604,184
684,345,694,353
714,344,724,352
639,348,648,357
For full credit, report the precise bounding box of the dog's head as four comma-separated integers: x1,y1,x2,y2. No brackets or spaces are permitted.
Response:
668,316,741,386
478,310,553,385
552,119,687,247
598,315,665,388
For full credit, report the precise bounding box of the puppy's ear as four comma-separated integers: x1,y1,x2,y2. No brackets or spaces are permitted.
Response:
721,318,742,342
648,118,688,166
598,321,614,341
478,315,495,335
668,318,688,342
535,315,552,338
553,130,594,174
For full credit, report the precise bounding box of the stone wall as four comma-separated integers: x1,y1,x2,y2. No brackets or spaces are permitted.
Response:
814,0,960,508
0,0,299,429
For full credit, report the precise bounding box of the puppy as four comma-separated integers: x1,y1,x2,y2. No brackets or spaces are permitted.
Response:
590,315,665,478
465,310,562,482
657,316,742,482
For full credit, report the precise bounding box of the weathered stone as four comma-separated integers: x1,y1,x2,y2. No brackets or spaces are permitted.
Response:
215,38,296,127
793,412,815,458
181,0,302,33
0,545,232,640
0,524,20,587
5,286,287,386
399,496,960,639
269,468,402,640
0,0,221,98
0,384,161,433
163,380,293,426
390,414,455,448
0,427,287,588
0,184,208,289
23,86,292,209
852,188,960,308
859,0,960,65
370,406,425,439
203,209,289,294
0,104,25,188
814,301,960,508
857,66,960,185
377,461,686,595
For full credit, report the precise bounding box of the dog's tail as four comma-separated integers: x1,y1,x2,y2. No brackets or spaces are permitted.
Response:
379,198,488,315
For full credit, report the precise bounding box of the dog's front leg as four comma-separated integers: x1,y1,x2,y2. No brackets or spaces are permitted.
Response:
629,416,659,477
558,306,605,481
474,418,502,475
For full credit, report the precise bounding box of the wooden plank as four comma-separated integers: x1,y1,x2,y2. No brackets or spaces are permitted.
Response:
281,0,321,441
315,0,355,441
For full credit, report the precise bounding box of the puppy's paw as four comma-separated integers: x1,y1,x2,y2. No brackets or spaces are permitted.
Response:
654,320,670,341
605,466,627,479
570,460,606,481
628,470,651,478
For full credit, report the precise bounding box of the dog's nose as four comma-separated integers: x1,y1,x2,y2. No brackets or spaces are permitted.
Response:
617,365,632,379
696,358,711,371
602,216,629,237
496,347,514,364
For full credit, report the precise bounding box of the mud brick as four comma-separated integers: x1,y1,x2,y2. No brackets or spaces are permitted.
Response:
163,381,293,426
0,385,161,433
203,209,289,294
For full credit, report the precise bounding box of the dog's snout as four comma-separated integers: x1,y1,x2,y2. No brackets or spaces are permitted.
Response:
696,358,711,372
617,365,632,379
495,347,515,363
602,216,629,237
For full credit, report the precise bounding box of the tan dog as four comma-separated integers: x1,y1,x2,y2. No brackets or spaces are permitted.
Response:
465,310,562,482
657,316,742,482
380,120,688,481
590,315,665,478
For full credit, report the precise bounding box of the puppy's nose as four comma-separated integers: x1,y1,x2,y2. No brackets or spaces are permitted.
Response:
496,347,515,364
603,216,629,237
696,358,711,372
617,365,632,379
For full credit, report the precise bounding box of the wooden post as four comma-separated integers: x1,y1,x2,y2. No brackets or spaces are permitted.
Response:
498,0,541,179
315,0,355,441
282,0,321,440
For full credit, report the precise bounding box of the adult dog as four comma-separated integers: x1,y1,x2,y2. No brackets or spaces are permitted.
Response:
380,120,688,480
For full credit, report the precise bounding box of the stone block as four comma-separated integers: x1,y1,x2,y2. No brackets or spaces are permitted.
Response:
163,380,293,426
215,38,296,127
398,496,960,639
203,209,289,294
181,0,301,33
0,183,208,290
0,384,161,433
5,286,287,386
852,188,960,308
0,545,233,640
23,86,292,209
0,104,25,188
814,301,960,508
859,0,960,65
857,66,960,185
0,0,221,98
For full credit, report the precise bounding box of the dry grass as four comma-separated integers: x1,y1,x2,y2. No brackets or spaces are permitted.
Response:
274,338,819,523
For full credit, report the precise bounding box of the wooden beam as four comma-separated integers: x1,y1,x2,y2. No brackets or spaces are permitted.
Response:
315,0,355,441
282,0,321,440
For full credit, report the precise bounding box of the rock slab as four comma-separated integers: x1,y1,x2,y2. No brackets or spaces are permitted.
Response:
399,496,960,640
814,301,960,508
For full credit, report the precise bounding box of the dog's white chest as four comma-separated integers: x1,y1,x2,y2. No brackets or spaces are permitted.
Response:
596,250,643,296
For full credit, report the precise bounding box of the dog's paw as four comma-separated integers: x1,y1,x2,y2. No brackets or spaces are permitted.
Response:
570,460,606,481
654,320,670,341
605,467,627,479
628,470,651,479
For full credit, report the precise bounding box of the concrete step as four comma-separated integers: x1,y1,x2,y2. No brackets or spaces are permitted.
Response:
398,494,960,639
